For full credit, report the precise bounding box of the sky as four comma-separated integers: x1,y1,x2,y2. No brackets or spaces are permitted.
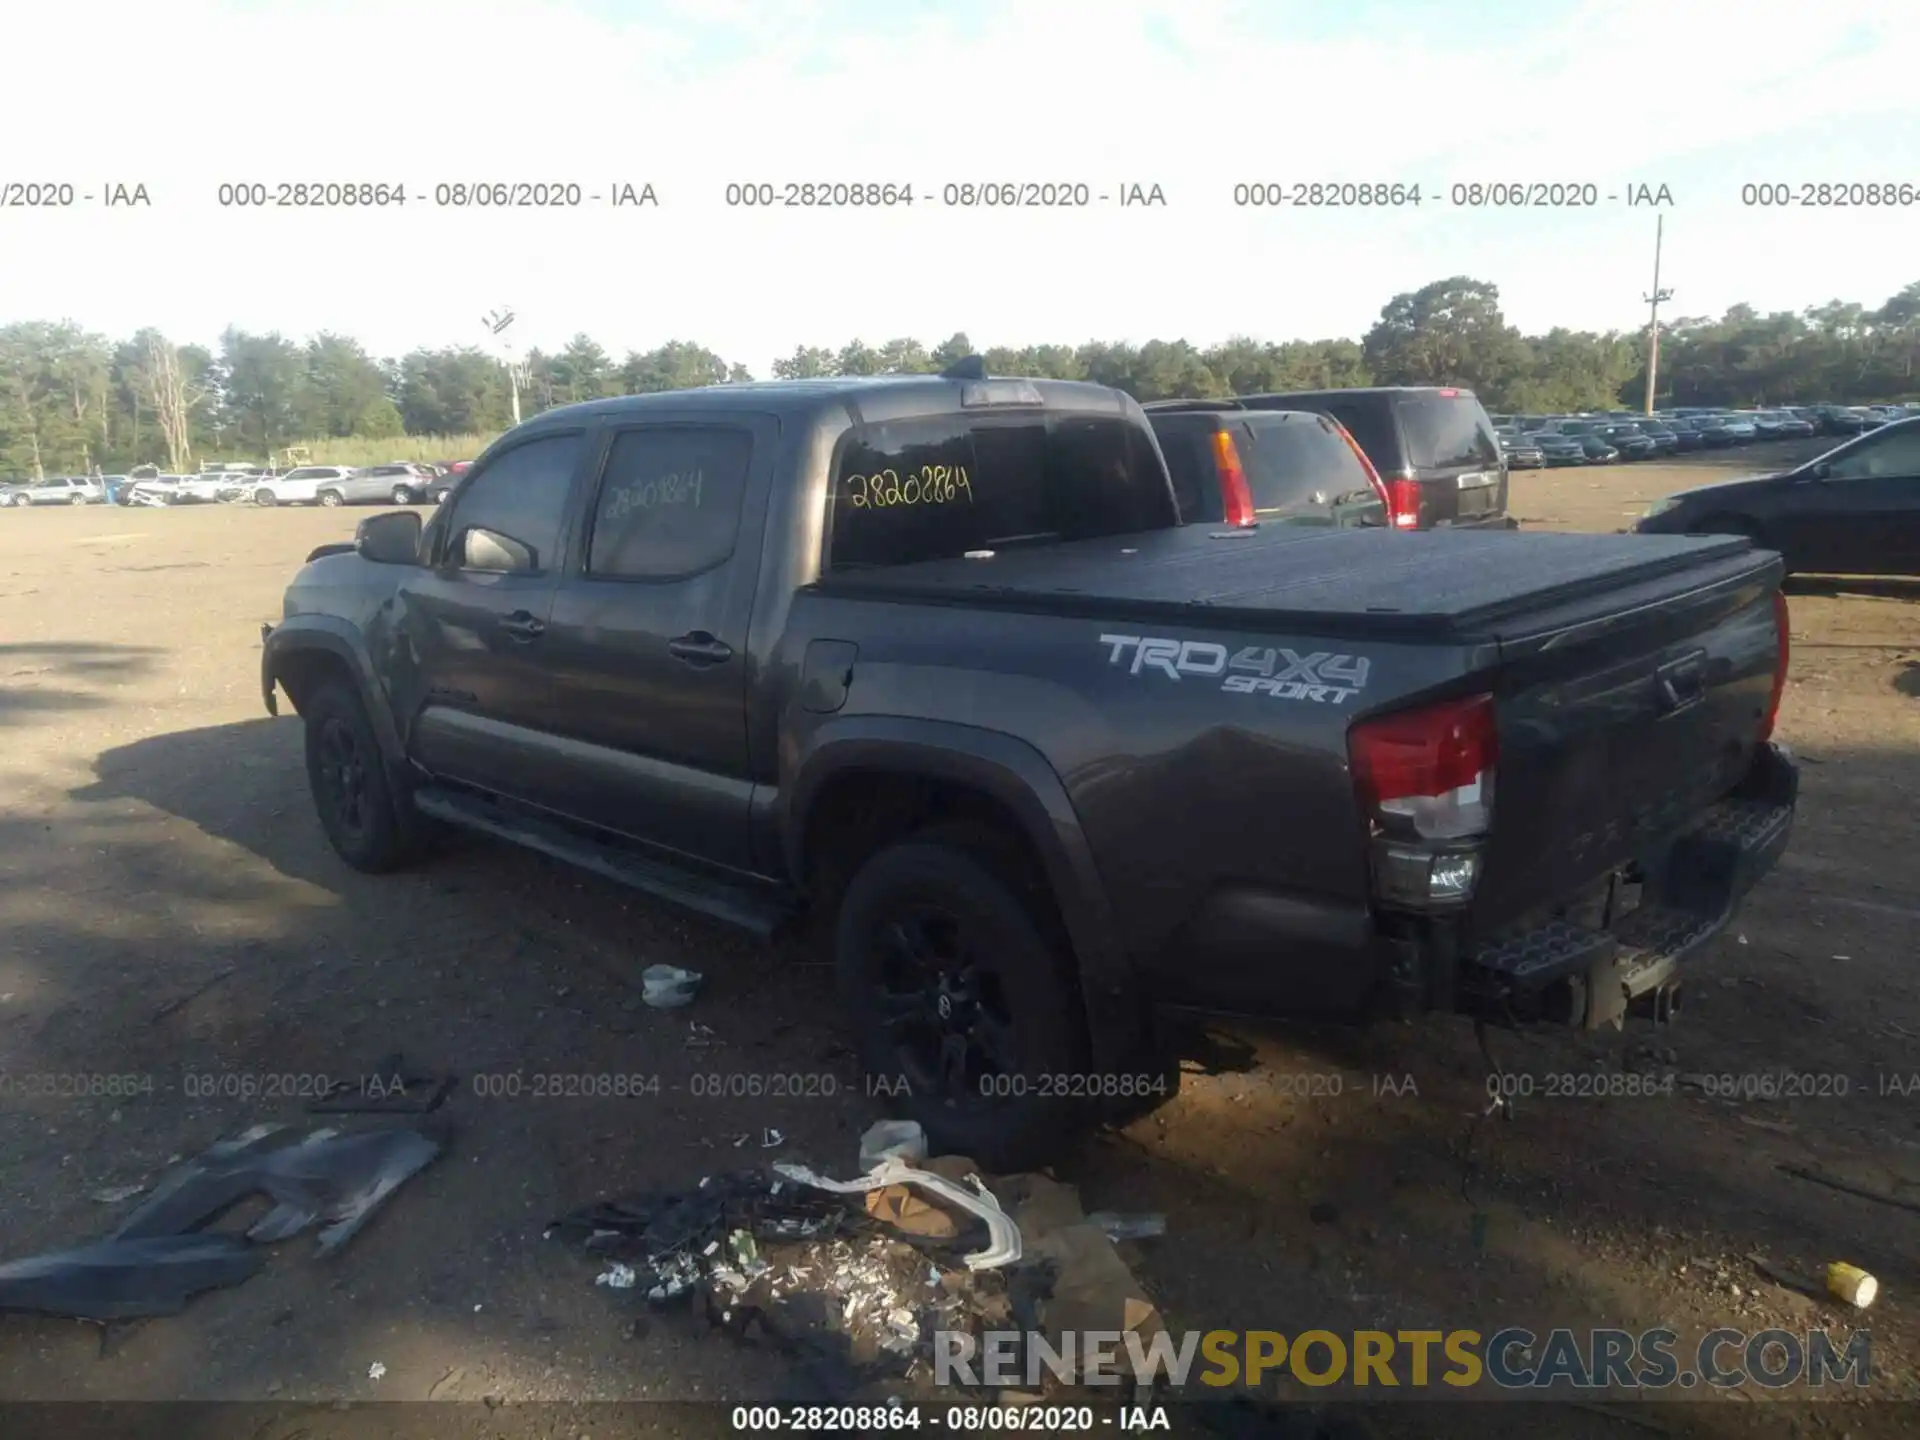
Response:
2,0,1916,375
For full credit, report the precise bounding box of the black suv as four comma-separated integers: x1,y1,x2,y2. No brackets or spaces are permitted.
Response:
1141,401,1393,529
1232,386,1508,530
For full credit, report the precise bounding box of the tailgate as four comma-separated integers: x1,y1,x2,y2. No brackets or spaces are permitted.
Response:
1470,547,1784,931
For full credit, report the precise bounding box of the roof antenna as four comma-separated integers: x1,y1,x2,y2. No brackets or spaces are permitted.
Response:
941,355,987,381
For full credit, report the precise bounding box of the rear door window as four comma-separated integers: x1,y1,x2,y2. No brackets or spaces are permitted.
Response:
1235,413,1379,523
1145,420,1218,523
828,412,1172,570
1398,395,1501,470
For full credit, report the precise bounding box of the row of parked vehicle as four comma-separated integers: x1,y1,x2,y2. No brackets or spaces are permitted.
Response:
1492,403,1919,468
0,461,475,509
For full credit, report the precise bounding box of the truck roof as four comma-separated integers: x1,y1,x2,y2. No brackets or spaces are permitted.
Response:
517,375,1136,429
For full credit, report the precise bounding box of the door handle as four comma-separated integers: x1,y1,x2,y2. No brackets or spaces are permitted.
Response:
499,611,546,641
668,632,733,665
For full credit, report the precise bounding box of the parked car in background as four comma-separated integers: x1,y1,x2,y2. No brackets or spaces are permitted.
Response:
4,475,106,506
1626,419,1681,454
1142,401,1393,528
1593,422,1658,460
1660,419,1706,451
1529,431,1588,466
1806,405,1865,436
1493,427,1545,469
315,464,439,507
1234,385,1508,529
248,465,356,505
1749,411,1814,440
1687,416,1740,447
1637,416,1920,575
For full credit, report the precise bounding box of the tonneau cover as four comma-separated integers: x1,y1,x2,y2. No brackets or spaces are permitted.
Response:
812,524,1763,641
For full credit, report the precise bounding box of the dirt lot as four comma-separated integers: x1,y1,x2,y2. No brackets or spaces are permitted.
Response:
2,442,1917,1438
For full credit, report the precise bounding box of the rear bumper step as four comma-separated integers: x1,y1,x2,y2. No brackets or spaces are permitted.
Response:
1463,744,1796,1029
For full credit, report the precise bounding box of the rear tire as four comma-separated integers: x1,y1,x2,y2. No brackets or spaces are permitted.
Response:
303,682,425,873
70,493,87,506
319,490,344,507
254,489,278,506
833,824,1091,1171
392,486,416,505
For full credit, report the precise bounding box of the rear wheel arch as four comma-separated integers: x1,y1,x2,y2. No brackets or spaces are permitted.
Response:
785,725,1140,1068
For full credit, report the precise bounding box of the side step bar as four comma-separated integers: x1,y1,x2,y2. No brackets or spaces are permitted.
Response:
412,786,796,937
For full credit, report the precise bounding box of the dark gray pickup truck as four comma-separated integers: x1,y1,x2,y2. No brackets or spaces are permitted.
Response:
262,366,1798,1167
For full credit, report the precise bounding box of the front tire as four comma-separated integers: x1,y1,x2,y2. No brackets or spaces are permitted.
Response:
391,485,416,505
70,493,88,506
834,826,1091,1171
303,682,423,873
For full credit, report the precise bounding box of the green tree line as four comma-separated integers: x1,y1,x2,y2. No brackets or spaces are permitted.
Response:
4,275,1916,477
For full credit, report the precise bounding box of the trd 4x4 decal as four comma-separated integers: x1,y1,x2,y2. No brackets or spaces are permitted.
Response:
1099,634,1370,705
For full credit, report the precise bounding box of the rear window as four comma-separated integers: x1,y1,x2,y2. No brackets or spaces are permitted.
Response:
1236,414,1378,521
1397,395,1501,470
827,412,1172,571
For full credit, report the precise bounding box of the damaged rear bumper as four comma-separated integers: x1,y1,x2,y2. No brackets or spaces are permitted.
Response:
1461,742,1798,1029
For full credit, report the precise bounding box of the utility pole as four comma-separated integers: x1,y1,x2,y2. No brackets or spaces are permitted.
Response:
1643,213,1673,416
482,308,522,426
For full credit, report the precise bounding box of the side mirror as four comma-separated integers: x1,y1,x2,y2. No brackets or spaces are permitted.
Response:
355,509,423,564
1807,461,1832,481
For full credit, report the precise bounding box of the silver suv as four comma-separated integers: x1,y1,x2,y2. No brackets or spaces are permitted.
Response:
3,476,106,506
315,463,438,507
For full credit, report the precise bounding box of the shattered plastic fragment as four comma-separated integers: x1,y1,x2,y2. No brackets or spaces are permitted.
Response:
640,965,703,1008
0,1233,264,1322
1086,1211,1167,1241
596,1264,637,1289
858,1119,928,1170
367,1362,386,1381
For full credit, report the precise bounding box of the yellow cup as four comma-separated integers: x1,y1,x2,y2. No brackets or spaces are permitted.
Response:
1826,1262,1878,1308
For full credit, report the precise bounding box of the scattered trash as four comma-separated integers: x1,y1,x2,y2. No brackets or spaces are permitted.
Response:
686,1021,717,1048
597,1263,638,1289
858,1119,928,1170
1826,1262,1879,1309
0,1122,442,1323
1738,1114,1797,1135
89,1184,148,1205
311,1052,453,1115
865,1184,959,1239
640,964,703,1009
1085,1211,1166,1241
761,1129,785,1149
367,1362,386,1381
777,1159,1022,1270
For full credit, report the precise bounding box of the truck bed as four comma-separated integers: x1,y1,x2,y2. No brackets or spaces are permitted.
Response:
813,524,1763,642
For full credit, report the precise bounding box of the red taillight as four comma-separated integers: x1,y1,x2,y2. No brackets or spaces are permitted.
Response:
1350,694,1498,810
1758,590,1790,742
1385,476,1421,529
1212,429,1256,527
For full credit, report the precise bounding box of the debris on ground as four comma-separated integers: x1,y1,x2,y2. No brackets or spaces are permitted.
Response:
553,1149,1170,1402
1085,1211,1166,1241
310,1051,454,1115
1826,1261,1879,1308
0,1122,443,1323
367,1361,386,1381
640,964,703,1008
858,1119,928,1169
776,1158,1021,1268
0,1234,264,1322
88,1184,148,1205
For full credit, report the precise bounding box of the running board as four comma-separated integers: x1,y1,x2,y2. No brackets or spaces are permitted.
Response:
411,786,794,937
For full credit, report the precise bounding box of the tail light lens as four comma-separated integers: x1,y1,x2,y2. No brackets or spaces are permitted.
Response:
1385,476,1422,529
1349,693,1497,907
1212,429,1256,527
1758,590,1789,742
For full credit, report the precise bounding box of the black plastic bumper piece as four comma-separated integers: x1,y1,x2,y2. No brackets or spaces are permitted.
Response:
1462,743,1797,1029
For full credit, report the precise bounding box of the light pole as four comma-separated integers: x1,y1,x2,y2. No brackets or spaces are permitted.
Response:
1643,214,1674,416
483,308,522,427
